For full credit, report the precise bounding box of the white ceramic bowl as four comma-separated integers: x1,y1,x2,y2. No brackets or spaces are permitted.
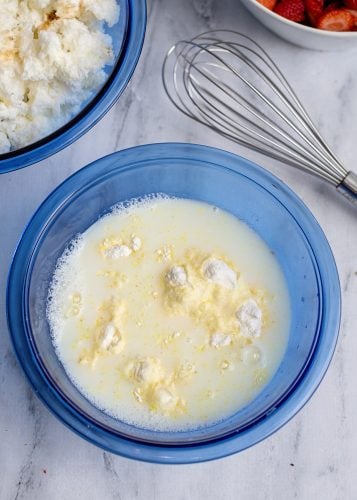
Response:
240,0,357,50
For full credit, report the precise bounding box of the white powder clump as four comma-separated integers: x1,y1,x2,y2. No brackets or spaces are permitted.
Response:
98,324,125,355
236,299,262,338
99,323,123,352
210,333,232,348
105,244,132,259
202,258,237,289
130,236,142,252
0,0,119,153
154,387,177,410
128,358,164,384
166,266,187,286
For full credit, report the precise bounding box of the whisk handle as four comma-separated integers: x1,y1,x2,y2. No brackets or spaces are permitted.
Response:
337,171,357,206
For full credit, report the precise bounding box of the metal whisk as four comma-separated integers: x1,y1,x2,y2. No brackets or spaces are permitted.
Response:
162,30,357,205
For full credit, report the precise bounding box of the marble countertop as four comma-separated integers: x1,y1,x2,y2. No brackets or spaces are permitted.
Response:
1,1,357,498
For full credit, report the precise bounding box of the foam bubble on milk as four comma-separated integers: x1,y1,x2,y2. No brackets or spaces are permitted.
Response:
47,235,85,343
108,192,173,217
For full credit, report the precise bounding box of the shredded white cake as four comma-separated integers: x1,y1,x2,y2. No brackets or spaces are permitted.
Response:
0,0,119,153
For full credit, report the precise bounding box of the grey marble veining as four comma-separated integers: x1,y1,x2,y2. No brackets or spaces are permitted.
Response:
1,1,357,499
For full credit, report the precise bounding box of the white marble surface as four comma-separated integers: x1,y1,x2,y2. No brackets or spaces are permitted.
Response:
1,1,357,499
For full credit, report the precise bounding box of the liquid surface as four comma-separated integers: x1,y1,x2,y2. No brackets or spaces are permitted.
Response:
47,196,290,431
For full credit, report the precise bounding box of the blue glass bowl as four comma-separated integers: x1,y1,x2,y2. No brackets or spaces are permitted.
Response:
0,0,146,174
7,143,340,463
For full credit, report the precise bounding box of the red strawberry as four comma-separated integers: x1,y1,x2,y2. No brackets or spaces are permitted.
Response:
345,8,357,24
274,0,305,21
343,0,357,9
257,0,277,10
305,0,324,25
317,8,354,30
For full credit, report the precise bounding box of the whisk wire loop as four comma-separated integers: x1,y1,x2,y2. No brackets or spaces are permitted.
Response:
185,58,338,177
162,30,356,203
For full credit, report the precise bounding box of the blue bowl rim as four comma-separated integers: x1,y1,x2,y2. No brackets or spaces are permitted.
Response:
6,143,341,464
0,0,147,174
